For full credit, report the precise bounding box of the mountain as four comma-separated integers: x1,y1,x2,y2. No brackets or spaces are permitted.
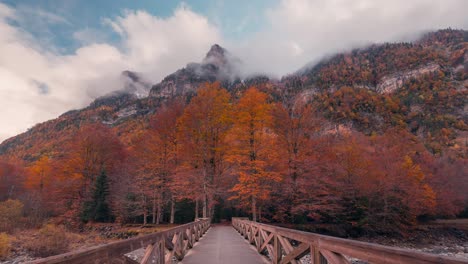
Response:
297,29,467,155
120,70,152,98
0,29,466,161
149,44,242,99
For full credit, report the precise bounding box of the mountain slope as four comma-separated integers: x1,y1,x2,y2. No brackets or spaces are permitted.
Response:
0,29,466,161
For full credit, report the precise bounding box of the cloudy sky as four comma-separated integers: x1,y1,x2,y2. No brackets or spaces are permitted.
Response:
0,0,467,142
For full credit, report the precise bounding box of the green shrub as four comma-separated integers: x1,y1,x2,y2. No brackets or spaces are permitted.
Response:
25,224,69,257
0,233,10,260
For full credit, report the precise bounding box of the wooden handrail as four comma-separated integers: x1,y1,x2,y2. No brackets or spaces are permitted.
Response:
28,218,210,264
232,218,468,264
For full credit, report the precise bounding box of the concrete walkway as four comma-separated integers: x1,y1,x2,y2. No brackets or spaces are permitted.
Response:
181,225,267,264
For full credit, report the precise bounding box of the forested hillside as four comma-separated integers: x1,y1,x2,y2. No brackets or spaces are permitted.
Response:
0,29,466,238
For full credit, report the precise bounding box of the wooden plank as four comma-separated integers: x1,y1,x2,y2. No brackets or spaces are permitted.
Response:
182,225,266,264
277,235,294,254
320,249,349,264
260,233,274,252
311,246,320,264
273,235,282,264
256,234,263,253
140,244,155,264
187,227,194,248
156,239,165,264
280,243,309,264
266,244,275,262
277,235,299,264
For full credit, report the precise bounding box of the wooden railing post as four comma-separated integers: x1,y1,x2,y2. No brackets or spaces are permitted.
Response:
273,235,281,264
311,246,320,264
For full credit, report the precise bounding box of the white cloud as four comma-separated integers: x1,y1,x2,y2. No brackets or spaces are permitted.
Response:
229,0,468,76
105,6,221,82
0,3,221,142
0,0,467,142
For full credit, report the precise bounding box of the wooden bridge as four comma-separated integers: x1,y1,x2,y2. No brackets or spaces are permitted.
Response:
29,218,468,264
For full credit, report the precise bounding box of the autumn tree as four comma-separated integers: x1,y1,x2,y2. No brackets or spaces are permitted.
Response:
425,154,468,216
130,99,185,224
24,156,57,222
58,123,125,221
150,99,185,224
178,82,233,219
131,132,163,225
271,99,322,222
319,133,374,226
26,156,53,194
228,87,281,222
365,129,436,231
109,159,141,223
0,159,25,212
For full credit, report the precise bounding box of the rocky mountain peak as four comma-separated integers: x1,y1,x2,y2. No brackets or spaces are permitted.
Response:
121,70,141,82
203,44,228,68
149,44,242,99
118,70,152,98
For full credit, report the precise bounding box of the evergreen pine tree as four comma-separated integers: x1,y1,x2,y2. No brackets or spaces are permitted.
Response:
81,170,112,222
92,170,112,222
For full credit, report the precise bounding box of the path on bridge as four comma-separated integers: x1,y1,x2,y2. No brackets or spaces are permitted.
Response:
181,225,267,264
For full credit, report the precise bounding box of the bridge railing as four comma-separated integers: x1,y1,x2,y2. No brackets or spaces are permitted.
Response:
29,218,210,264
232,218,468,264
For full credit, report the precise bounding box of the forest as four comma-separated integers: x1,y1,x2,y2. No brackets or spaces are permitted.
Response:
1,81,466,242
0,29,466,261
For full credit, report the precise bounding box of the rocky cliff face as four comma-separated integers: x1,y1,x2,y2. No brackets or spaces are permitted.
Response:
0,29,466,160
376,63,441,94
120,71,152,98
149,44,242,99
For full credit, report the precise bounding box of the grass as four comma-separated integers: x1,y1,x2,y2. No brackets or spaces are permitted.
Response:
2,222,179,262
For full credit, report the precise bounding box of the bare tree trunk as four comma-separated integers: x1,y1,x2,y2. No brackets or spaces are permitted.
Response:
202,189,207,218
195,199,199,220
152,191,156,224
258,205,262,223
170,197,175,224
252,196,257,222
143,195,147,225
156,196,162,224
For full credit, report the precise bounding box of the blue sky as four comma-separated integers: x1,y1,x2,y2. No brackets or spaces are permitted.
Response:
2,0,276,53
0,0,467,142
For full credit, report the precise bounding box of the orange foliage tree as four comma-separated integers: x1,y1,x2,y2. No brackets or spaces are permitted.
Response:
271,99,322,222
228,87,282,222
24,156,57,220
0,159,24,201
131,99,185,224
177,82,233,218
57,123,125,221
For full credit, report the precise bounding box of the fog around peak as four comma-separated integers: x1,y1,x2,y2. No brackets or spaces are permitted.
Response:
0,0,467,141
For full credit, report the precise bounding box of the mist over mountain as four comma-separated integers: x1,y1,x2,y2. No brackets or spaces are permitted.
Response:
1,0,468,261
0,28,466,161
149,44,243,99
0,30,467,260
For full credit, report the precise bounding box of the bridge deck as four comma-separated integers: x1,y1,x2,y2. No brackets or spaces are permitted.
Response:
181,225,266,264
